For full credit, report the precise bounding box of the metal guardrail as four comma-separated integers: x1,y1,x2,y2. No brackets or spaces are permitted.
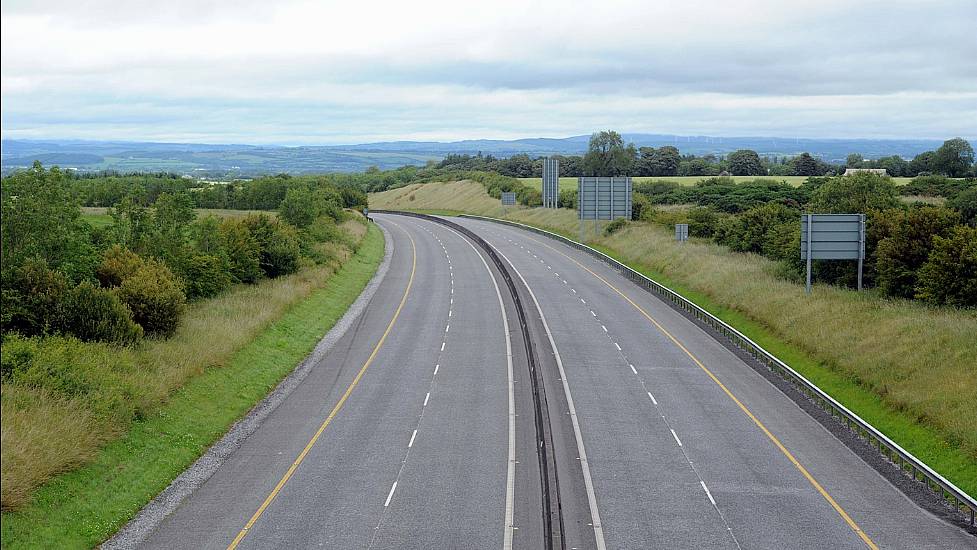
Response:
460,214,976,527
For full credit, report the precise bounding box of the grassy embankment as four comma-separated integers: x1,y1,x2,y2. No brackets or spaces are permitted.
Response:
1,219,384,548
518,175,914,191
371,180,977,496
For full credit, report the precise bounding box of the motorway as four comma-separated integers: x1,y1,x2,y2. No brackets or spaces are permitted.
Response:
134,213,974,549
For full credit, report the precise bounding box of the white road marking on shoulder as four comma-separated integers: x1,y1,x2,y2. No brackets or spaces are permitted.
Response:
670,429,683,447
630,364,637,374
408,430,417,448
614,342,621,350
433,364,439,376
423,392,430,407
648,392,658,405
440,342,445,351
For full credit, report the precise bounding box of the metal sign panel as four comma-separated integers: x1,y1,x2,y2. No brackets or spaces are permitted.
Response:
501,192,517,206
542,158,559,208
577,177,632,220
800,214,865,260
675,223,689,241
800,213,866,293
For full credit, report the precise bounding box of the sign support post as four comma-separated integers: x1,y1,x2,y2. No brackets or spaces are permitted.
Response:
805,213,813,294
857,214,865,291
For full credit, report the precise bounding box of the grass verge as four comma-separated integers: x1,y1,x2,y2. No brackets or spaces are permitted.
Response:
0,223,384,549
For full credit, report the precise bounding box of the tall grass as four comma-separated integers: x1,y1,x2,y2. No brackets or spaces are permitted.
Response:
0,219,368,511
370,181,977,491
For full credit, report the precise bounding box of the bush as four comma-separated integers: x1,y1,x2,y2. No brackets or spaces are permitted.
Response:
631,193,652,221
714,202,797,256
687,207,719,238
180,253,232,300
0,260,70,336
219,219,262,283
116,260,185,337
96,245,145,287
876,207,961,299
810,172,900,213
59,281,143,345
604,218,629,236
947,186,977,226
915,226,977,307
242,214,301,278
558,188,577,209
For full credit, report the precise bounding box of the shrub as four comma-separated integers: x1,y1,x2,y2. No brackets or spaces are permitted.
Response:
915,226,977,307
116,260,186,337
947,186,977,226
810,172,900,213
59,281,143,345
96,245,145,287
876,207,961,299
714,202,797,256
0,259,70,336
687,207,719,238
631,193,652,221
180,253,232,300
219,219,262,283
242,214,301,278
604,218,629,236
558,188,577,209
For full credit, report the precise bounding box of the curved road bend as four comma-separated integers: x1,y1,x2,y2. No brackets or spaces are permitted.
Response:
140,214,542,549
454,216,974,550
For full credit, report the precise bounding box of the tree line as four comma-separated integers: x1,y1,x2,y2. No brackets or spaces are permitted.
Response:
432,132,975,179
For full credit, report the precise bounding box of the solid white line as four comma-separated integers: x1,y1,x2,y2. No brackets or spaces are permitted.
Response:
423,392,430,406
408,430,417,448
490,243,607,550
701,481,717,506
671,429,683,447
437,224,518,550
630,364,637,374
384,482,397,507
648,392,658,405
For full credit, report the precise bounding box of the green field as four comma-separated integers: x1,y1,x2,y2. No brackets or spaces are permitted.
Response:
519,175,914,191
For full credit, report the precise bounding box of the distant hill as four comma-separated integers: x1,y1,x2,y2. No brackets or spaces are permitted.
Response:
1,135,957,176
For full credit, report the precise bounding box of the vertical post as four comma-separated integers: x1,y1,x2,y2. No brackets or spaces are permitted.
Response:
805,213,813,294
594,178,599,237
857,213,865,291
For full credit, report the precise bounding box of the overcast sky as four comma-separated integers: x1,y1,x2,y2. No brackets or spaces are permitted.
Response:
2,0,976,144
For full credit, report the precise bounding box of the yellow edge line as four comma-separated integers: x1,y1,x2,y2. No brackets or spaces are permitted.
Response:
518,231,878,550
226,223,416,550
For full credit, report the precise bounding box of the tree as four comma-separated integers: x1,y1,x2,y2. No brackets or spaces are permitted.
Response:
909,151,936,176
791,153,820,176
846,153,864,168
915,226,977,307
637,146,680,176
810,172,900,213
0,162,98,282
876,207,960,299
933,138,975,177
947,186,977,226
582,131,636,176
727,150,764,176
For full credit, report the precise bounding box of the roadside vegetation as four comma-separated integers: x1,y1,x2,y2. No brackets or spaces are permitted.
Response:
369,174,977,496
0,162,373,514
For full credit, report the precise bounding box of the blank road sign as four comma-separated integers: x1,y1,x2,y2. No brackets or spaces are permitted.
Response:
543,158,559,208
577,177,632,220
501,192,517,206
800,214,865,260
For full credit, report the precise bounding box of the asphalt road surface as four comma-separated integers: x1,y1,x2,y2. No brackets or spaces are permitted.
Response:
135,213,974,549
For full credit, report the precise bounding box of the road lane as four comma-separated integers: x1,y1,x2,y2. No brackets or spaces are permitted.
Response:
139,215,519,549
456,216,974,550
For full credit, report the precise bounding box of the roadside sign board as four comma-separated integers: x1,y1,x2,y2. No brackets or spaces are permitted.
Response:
800,213,866,292
542,158,559,208
675,223,689,241
501,192,517,206
577,177,632,220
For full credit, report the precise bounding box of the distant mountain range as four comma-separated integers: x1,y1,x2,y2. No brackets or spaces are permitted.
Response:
1,135,957,176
